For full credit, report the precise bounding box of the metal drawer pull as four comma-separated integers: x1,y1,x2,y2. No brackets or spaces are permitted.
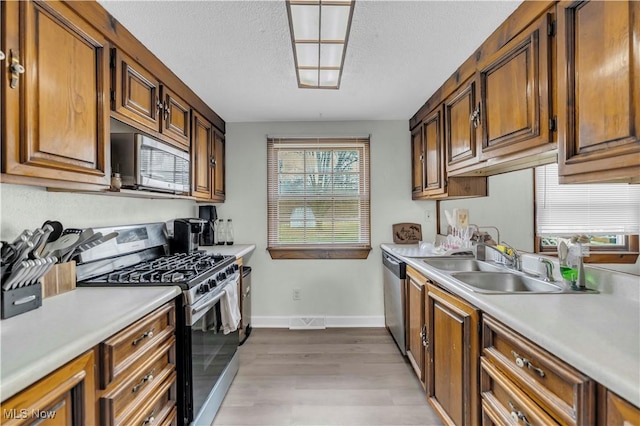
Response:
420,324,429,348
132,328,155,346
132,369,155,393
141,409,156,425
511,350,545,377
508,401,532,426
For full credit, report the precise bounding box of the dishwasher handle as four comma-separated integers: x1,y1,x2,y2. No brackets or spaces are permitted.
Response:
382,252,406,279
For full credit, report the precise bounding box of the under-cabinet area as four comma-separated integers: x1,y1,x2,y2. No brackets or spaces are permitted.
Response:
385,245,639,426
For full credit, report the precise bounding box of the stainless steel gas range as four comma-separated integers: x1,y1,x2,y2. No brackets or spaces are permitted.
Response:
75,222,240,426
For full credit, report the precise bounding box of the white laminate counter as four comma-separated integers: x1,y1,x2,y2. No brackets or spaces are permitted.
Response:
200,243,256,260
0,286,181,401
381,244,640,407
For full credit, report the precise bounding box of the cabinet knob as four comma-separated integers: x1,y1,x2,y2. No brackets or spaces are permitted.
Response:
10,51,25,89
210,156,216,168
163,101,170,120
156,98,163,114
0,51,5,61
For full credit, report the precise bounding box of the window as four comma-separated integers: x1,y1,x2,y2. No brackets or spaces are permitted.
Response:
534,163,640,263
267,137,371,259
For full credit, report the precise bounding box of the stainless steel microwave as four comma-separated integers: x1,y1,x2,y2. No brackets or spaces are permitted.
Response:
111,133,190,194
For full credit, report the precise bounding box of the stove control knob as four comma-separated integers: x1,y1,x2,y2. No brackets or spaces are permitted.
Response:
233,264,239,271
199,283,210,293
208,278,217,288
226,266,234,275
218,272,226,280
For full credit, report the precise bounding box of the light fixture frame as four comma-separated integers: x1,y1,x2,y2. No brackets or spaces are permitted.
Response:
286,0,356,90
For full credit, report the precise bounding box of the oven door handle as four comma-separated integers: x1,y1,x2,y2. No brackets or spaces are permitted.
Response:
188,290,226,325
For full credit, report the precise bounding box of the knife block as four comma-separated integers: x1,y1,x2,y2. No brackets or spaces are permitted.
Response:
41,261,76,299
1,283,42,319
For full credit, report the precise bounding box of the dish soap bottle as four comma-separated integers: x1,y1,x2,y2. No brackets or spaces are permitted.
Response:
226,219,234,245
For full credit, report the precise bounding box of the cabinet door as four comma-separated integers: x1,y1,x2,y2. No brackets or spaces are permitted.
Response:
601,389,640,426
162,86,190,149
422,107,446,197
0,350,96,425
411,124,425,198
426,283,480,426
406,269,425,387
445,77,480,173
212,130,226,199
2,0,110,186
112,49,161,132
557,0,640,184
191,110,214,200
479,12,553,160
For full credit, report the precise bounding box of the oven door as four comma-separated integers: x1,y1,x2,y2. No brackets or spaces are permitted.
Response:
185,284,239,424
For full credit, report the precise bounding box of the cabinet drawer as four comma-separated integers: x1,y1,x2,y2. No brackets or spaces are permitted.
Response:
127,372,177,426
481,358,557,426
480,358,556,426
100,303,175,388
100,336,175,425
482,316,594,425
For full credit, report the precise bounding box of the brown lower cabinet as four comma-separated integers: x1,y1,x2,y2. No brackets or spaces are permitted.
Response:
406,266,426,387
482,315,595,425
400,264,640,426
0,350,96,425
426,282,480,426
0,302,177,426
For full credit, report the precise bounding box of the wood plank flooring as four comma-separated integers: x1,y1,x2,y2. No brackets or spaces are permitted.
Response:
211,328,443,426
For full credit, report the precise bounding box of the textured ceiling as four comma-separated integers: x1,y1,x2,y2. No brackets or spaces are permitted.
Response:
98,0,523,123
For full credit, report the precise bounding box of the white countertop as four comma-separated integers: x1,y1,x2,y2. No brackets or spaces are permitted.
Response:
200,243,256,260
0,286,181,402
381,244,640,407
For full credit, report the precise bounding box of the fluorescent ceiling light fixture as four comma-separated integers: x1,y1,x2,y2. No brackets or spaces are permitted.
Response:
286,0,355,89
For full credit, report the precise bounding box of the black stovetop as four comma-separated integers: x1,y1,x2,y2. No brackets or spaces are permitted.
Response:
78,251,234,289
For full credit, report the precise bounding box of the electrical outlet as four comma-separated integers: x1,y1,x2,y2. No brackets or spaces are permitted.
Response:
292,288,301,301
425,210,433,223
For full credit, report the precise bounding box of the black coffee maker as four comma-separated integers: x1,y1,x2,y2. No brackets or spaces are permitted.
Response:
173,218,207,253
198,205,218,246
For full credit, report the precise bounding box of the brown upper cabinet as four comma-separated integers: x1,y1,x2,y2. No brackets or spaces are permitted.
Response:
112,49,190,150
192,111,225,202
412,105,486,200
412,107,446,198
477,11,554,162
445,77,480,173
556,0,640,184
1,0,110,189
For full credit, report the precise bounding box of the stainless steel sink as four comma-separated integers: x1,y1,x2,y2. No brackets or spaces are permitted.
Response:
450,272,565,294
422,258,505,272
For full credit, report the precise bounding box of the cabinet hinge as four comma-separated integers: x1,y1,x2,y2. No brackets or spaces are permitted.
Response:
547,19,556,37
109,48,116,69
110,90,116,102
549,116,557,132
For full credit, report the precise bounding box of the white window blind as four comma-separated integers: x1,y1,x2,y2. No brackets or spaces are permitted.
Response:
535,163,640,235
267,137,370,249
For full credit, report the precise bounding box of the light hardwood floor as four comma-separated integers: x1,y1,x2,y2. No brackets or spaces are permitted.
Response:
211,328,443,426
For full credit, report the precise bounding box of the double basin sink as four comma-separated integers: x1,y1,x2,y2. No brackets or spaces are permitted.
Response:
421,258,572,294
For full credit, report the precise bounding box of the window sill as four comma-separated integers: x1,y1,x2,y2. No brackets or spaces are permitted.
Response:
267,246,372,260
535,236,639,264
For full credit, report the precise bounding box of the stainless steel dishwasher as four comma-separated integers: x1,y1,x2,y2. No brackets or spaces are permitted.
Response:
382,251,407,355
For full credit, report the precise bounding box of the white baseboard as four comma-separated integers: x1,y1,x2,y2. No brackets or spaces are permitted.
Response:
252,315,385,328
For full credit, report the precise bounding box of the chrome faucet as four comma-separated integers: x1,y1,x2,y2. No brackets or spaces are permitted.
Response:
538,258,555,282
475,242,521,271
